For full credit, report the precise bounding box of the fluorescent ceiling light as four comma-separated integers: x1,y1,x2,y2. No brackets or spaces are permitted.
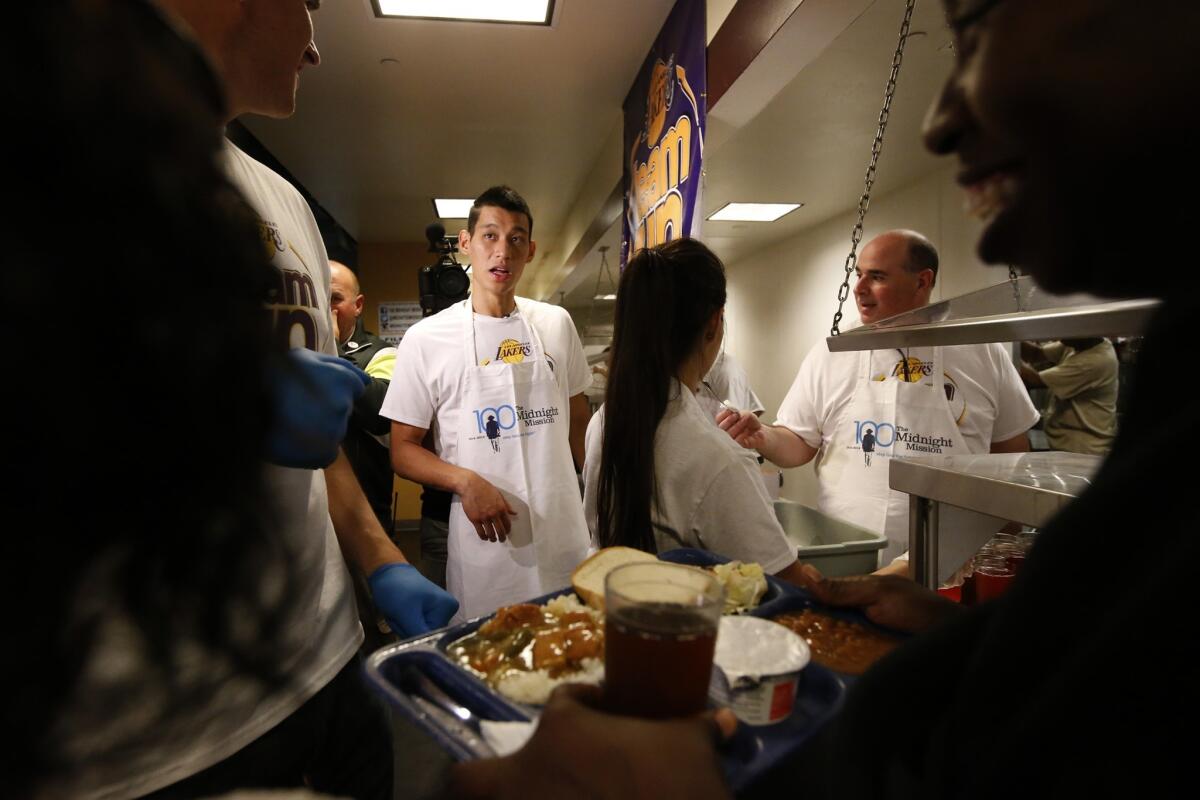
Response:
594,294,617,301
707,202,802,222
434,198,474,218
375,0,554,24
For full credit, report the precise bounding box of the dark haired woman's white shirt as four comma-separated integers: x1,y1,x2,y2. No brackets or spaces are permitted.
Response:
582,379,794,572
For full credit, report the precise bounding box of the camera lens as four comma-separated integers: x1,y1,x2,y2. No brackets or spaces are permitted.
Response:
438,267,470,297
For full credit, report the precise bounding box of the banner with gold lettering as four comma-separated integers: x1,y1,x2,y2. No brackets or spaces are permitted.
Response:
621,0,705,266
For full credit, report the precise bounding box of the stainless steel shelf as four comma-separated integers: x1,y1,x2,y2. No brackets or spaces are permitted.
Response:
826,276,1159,351
890,452,1101,528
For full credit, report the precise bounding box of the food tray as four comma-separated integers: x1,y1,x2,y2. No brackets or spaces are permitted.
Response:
365,642,844,792
367,548,851,790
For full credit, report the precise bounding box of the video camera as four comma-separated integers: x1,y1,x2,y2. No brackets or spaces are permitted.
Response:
419,222,470,317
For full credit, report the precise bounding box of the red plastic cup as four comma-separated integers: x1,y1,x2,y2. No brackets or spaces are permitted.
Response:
973,564,1015,603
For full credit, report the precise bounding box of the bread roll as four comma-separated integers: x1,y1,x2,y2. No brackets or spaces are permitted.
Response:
571,546,657,609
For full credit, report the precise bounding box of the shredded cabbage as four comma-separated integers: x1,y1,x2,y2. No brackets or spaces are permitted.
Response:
712,561,768,614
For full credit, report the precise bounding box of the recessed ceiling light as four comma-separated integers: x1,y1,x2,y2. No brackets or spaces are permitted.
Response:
707,203,802,222
433,198,474,218
593,294,617,301
374,0,554,25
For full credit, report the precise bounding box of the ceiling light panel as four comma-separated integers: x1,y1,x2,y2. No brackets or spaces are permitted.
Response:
375,0,554,25
434,198,475,218
707,203,802,222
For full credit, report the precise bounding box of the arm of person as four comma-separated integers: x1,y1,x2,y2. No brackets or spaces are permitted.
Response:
324,450,458,634
391,421,517,542
1019,363,1047,388
1020,340,1048,364
348,346,396,437
990,432,1030,454
446,684,735,800
774,559,809,585
873,558,912,578
568,392,590,472
798,564,964,634
715,409,820,468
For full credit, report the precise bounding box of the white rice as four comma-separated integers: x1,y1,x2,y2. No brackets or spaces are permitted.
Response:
491,593,604,705
494,657,604,706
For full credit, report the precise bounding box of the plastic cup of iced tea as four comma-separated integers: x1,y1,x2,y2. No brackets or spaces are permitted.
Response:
604,562,724,719
973,562,1015,603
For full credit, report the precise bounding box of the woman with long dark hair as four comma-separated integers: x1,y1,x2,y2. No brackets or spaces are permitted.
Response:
582,239,804,583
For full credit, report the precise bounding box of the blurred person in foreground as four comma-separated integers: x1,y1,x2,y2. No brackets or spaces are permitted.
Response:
143,0,456,795
1,1,453,797
4,1,348,796
445,1,1199,796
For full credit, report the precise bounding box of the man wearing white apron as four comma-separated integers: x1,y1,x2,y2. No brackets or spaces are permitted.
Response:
718,231,1038,571
383,186,593,622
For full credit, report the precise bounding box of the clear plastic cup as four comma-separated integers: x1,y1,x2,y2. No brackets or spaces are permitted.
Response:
604,562,724,718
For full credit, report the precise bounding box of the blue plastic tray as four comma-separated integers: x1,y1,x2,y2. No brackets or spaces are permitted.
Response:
365,642,844,792
367,548,853,790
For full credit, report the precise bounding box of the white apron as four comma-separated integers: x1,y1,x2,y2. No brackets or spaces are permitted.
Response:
816,348,970,564
447,303,591,622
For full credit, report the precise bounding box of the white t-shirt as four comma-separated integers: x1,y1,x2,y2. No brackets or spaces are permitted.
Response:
778,342,1038,454
381,298,591,463
582,382,796,575
776,341,1039,531
53,141,363,799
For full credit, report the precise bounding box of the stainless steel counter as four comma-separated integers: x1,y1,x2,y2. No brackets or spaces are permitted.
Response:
890,452,1103,588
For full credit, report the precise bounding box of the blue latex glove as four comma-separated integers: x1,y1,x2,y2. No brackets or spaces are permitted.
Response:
266,349,370,469
369,563,460,637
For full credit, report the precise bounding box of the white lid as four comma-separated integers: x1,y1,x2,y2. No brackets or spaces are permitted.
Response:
714,616,810,680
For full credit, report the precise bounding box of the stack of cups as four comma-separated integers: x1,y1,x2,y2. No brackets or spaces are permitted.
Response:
955,530,1037,605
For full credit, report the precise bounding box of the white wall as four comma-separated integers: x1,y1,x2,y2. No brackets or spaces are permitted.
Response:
721,164,1007,506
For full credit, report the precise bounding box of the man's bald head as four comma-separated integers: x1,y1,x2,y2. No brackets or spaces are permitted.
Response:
854,230,939,324
863,230,939,282
329,260,363,345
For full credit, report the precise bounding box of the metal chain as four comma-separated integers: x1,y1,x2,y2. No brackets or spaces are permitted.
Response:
830,0,919,337
1008,264,1023,311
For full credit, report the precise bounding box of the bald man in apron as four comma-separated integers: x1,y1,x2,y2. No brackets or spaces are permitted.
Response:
718,231,1038,572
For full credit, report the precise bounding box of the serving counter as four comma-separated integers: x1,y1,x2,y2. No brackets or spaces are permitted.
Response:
891,452,1102,589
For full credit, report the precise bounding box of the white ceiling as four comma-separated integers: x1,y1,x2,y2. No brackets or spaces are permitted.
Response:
243,0,954,313
244,0,676,267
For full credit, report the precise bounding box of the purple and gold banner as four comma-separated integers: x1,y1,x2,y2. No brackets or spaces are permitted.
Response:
621,0,706,266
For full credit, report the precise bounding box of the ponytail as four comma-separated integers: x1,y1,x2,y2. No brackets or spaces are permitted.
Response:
595,238,726,552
